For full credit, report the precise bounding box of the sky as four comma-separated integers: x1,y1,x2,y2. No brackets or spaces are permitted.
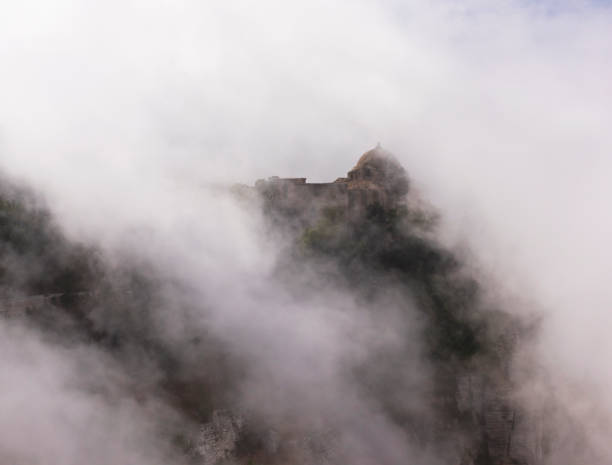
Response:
1,0,612,463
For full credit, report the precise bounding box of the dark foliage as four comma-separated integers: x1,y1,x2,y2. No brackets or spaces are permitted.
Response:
298,202,491,362
0,186,101,295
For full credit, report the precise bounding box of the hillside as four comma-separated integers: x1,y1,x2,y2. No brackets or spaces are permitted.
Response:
0,151,577,464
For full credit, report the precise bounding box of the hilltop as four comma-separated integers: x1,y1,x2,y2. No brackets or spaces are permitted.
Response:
0,151,572,465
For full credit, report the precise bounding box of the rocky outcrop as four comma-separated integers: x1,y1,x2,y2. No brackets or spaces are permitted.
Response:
192,411,341,465
195,410,245,465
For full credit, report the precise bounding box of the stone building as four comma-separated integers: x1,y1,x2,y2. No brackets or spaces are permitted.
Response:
255,144,409,220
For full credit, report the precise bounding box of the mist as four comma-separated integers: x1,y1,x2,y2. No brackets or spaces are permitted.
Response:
1,0,612,463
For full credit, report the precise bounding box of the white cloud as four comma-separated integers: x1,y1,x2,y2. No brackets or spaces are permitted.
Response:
1,0,612,462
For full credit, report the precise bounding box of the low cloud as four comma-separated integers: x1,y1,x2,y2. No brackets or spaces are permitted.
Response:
1,0,612,463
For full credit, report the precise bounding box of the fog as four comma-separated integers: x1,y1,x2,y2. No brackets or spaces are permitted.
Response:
1,0,612,463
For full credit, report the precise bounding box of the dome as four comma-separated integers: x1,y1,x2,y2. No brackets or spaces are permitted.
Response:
347,144,409,196
350,143,395,172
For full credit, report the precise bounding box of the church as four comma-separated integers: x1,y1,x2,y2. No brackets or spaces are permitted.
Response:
255,145,409,219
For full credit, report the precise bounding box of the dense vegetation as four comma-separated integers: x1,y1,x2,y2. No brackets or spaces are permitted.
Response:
299,203,503,362
0,184,100,296
0,175,527,464
0,177,245,455
287,201,524,464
